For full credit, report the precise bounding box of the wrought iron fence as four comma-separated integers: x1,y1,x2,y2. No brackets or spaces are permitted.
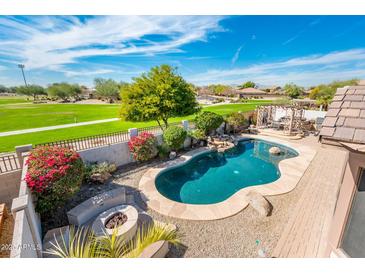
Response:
35,130,130,151
34,121,195,152
0,153,21,174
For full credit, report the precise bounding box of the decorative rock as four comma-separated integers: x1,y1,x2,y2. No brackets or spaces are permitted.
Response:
169,151,177,160
247,191,273,216
269,146,281,155
90,172,112,183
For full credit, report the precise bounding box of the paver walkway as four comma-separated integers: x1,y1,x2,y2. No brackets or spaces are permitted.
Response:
272,146,348,257
0,118,119,137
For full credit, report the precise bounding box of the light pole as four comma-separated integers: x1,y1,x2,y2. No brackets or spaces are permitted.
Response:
18,64,27,86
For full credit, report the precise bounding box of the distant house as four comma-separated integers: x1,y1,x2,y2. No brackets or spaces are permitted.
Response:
236,87,268,98
80,86,95,99
319,82,365,257
197,86,285,99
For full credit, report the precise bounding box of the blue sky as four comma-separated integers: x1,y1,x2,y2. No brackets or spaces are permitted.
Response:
0,15,365,88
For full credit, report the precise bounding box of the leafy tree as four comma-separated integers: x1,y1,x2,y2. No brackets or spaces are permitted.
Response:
0,85,9,93
283,83,304,99
94,78,120,103
309,79,358,109
207,84,231,95
47,83,81,101
16,85,46,100
120,64,200,129
239,81,256,89
226,112,249,133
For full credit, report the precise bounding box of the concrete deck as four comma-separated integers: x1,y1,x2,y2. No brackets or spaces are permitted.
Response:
272,146,349,258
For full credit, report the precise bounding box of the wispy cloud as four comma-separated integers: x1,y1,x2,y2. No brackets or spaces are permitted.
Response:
282,17,321,46
0,16,225,70
188,48,365,86
231,45,244,65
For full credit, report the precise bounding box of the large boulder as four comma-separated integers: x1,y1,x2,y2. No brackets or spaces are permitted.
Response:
247,191,273,216
269,146,281,155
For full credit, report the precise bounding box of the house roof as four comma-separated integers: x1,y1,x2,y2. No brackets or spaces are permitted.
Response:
319,84,365,144
237,87,267,95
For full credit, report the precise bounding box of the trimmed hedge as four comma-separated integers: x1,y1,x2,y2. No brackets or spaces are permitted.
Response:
163,126,187,151
194,111,224,135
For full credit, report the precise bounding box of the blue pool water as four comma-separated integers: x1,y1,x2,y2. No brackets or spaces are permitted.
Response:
155,138,298,204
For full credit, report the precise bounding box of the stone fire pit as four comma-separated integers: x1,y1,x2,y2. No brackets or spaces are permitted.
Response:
92,205,138,242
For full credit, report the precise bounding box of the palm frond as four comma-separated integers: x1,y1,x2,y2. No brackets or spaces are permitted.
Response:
125,222,181,258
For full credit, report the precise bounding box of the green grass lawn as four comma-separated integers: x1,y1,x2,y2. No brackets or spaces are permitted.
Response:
0,96,30,105
0,103,120,132
0,100,271,152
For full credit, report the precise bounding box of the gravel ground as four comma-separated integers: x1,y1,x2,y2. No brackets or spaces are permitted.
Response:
44,135,320,258
111,150,316,258
0,212,14,258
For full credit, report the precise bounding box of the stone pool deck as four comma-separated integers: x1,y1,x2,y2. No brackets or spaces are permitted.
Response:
109,134,323,257
139,134,317,220
272,146,348,258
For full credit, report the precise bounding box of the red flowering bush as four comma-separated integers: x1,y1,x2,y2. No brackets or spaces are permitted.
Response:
128,132,158,162
25,146,84,215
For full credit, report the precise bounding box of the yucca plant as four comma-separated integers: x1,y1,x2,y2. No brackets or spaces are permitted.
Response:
44,222,181,258
45,226,99,258
125,222,181,258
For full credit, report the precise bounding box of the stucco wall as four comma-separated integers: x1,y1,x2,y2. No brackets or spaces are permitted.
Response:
326,150,365,257
78,134,173,166
0,170,21,207
10,158,43,258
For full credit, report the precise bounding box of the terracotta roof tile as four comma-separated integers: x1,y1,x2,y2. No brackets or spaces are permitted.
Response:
320,85,365,144
333,95,345,101
354,129,365,143
320,127,335,137
326,108,340,117
333,127,355,141
322,117,338,127
329,101,342,108
344,118,365,129
344,95,363,101
350,101,365,109
341,101,351,108
356,89,365,95
360,110,365,118
339,108,360,117
335,88,348,95
336,116,345,126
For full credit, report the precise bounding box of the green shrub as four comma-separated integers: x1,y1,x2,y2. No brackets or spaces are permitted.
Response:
128,132,158,162
84,162,117,184
163,126,187,151
226,112,249,133
25,146,84,215
157,143,171,159
194,111,224,135
188,129,206,140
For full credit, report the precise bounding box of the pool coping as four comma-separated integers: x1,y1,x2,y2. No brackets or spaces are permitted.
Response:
138,134,317,221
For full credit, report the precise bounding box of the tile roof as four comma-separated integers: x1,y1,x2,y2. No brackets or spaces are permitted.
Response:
320,85,365,144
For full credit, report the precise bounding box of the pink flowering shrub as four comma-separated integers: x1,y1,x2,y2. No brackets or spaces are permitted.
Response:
128,132,158,162
25,146,84,215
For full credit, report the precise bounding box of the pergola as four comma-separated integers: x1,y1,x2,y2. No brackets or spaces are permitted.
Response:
256,105,305,135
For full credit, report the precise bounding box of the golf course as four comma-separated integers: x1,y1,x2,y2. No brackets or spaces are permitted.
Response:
0,97,271,152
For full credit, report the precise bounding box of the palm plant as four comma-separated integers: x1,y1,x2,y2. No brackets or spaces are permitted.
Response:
44,222,181,258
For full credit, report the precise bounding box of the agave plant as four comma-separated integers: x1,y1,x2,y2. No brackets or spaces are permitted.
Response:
44,222,181,258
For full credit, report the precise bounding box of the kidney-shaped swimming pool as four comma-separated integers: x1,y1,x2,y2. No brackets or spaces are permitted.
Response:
155,138,299,205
